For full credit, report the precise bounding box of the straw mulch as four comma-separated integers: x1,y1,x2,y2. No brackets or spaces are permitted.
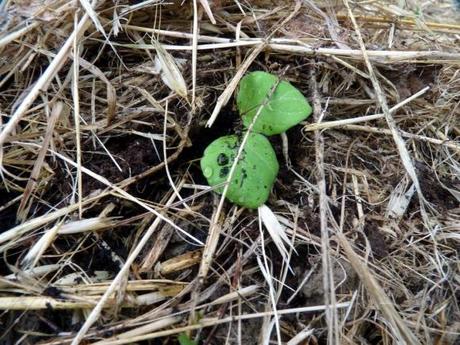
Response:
0,0,459,344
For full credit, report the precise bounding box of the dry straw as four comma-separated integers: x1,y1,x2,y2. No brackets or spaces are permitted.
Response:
0,1,459,345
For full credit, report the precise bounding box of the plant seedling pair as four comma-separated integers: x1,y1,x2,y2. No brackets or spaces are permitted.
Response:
200,71,312,208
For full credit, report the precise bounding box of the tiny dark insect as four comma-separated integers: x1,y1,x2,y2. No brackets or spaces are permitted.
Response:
219,166,229,178
217,153,229,166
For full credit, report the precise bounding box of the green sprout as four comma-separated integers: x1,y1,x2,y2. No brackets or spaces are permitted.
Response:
201,71,312,208
178,333,197,345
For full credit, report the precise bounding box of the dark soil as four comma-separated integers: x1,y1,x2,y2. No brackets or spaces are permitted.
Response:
83,135,162,191
415,161,458,210
0,190,20,234
364,222,389,260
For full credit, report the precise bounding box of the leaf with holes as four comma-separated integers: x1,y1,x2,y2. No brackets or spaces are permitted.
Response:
200,133,279,209
236,71,312,135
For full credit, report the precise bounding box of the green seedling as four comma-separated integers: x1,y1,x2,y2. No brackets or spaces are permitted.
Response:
178,333,197,345
201,70,311,208
200,133,279,209
236,71,312,135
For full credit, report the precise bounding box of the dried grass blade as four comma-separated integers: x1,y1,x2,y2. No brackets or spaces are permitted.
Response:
17,102,64,221
4,264,61,282
192,0,199,110
78,57,117,124
210,285,259,305
258,205,293,261
385,177,416,220
199,0,216,24
0,296,96,310
78,0,106,37
336,232,420,344
342,0,425,209
57,217,116,235
287,328,314,345
153,40,188,99
0,21,40,49
157,249,202,275
256,246,282,345
206,43,265,127
21,221,63,269
70,191,182,345
303,86,429,132
0,195,100,251
310,67,339,345
140,223,173,271
92,316,182,345
0,12,92,147
65,303,352,345
73,12,83,219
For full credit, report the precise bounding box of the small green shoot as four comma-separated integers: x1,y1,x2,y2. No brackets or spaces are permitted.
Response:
201,70,311,208
178,333,197,345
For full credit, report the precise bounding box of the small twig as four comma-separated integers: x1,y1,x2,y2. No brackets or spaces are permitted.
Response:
340,124,460,152
191,0,199,111
310,65,339,345
0,21,40,49
303,87,430,132
73,11,83,219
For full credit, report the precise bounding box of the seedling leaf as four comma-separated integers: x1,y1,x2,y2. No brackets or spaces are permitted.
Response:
237,71,312,135
200,133,279,208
